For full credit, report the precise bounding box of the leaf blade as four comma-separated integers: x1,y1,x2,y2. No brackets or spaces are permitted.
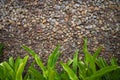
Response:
61,62,79,80
86,65,120,80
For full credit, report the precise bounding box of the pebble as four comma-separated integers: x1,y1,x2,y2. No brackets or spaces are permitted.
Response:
0,24,4,29
85,25,93,29
54,4,61,10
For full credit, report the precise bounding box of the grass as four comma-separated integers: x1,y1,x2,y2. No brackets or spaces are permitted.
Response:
0,39,120,80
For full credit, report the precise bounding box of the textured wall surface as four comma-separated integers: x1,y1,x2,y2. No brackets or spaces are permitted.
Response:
0,0,120,65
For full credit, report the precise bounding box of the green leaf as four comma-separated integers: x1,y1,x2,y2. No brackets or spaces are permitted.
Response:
8,57,14,68
16,56,28,80
110,68,120,80
96,57,108,68
61,62,79,80
110,57,118,66
86,65,120,80
14,56,22,72
1,61,15,80
78,61,87,80
0,64,6,79
48,68,56,80
22,45,47,79
96,57,113,80
35,55,47,78
93,47,102,61
83,38,92,65
72,49,78,73
60,71,69,80
22,45,36,58
83,38,96,74
67,59,73,66
47,45,60,69
28,66,45,80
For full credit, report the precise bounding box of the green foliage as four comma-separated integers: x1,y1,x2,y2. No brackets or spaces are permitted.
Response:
24,62,45,80
61,38,120,80
61,62,79,80
0,39,120,80
47,44,60,69
22,45,61,80
96,57,120,80
0,56,28,80
72,50,79,74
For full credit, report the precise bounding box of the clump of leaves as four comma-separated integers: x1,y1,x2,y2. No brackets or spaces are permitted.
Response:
0,56,28,80
22,39,120,80
0,39,119,80
60,38,120,80
96,57,120,80
22,45,62,80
